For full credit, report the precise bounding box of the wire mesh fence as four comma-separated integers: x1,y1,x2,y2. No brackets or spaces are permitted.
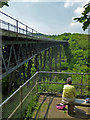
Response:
0,72,38,119
0,71,90,119
38,71,90,96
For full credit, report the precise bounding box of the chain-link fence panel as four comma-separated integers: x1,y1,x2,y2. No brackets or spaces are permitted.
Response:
0,72,38,119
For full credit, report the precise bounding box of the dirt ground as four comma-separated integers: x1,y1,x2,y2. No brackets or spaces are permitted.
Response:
32,94,90,120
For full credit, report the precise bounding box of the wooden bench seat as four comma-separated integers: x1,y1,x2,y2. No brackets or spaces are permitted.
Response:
62,99,90,114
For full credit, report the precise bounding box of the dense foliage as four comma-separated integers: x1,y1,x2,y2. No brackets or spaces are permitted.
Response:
2,32,89,118
49,33,89,73
23,94,39,119
74,2,90,31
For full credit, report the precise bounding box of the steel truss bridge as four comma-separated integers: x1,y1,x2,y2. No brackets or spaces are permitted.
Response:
0,11,68,79
0,11,90,120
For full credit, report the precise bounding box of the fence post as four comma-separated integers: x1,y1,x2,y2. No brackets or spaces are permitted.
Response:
32,29,33,37
26,26,28,38
81,73,83,95
19,86,22,118
16,20,18,39
36,73,39,94
8,23,9,30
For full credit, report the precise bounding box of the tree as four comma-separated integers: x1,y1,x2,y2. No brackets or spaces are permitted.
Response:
0,1,9,8
74,2,90,31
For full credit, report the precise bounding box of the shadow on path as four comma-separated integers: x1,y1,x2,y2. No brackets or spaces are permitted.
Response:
69,107,90,119
34,95,48,119
43,96,54,119
33,95,90,119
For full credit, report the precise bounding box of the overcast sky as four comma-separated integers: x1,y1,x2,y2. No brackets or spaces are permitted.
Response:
0,0,89,35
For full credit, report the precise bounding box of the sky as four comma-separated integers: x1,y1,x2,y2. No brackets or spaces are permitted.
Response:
0,0,89,35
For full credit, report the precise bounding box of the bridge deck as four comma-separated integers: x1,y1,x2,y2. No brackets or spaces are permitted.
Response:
1,29,68,43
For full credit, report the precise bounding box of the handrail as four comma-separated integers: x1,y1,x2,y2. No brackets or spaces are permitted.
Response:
0,11,46,40
0,11,68,43
0,71,89,119
0,71,38,107
38,71,90,75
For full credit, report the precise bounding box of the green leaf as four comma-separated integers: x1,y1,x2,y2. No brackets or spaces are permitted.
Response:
82,6,90,16
73,2,90,31
0,2,9,8
82,19,90,31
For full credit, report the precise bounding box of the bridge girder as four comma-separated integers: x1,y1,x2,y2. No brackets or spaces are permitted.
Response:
0,11,68,78
1,32,67,78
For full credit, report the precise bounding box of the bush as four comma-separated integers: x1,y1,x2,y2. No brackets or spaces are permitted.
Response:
23,94,39,119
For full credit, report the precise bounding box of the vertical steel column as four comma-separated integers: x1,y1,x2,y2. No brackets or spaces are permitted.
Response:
27,59,32,79
48,48,52,71
35,55,39,71
51,47,54,71
27,43,33,78
8,23,9,30
12,71,15,90
8,73,12,94
55,46,57,72
60,46,62,72
19,66,23,85
35,43,39,71
40,53,42,71
43,50,47,70
26,26,28,39
48,48,52,81
22,64,26,82
16,20,18,39
32,29,33,37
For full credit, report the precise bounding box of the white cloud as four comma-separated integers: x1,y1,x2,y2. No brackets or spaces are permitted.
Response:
69,21,88,34
68,22,85,33
10,0,39,2
74,1,89,16
70,22,82,27
64,2,74,8
74,7,84,16
9,0,90,2
64,0,89,8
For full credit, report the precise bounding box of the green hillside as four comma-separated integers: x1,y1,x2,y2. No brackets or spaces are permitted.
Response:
49,33,89,73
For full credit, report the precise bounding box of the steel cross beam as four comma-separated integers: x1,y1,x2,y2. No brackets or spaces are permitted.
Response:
0,11,68,78
1,35,67,78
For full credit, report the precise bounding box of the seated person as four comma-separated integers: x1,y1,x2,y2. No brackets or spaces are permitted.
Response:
62,77,76,103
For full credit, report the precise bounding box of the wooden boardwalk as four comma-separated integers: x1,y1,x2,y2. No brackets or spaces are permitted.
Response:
32,95,90,120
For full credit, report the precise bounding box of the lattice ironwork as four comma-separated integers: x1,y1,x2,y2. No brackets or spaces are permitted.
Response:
0,11,68,78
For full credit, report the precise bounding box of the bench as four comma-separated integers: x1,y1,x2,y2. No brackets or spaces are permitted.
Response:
62,99,90,114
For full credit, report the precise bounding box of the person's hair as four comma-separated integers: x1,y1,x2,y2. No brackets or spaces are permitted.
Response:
67,77,72,85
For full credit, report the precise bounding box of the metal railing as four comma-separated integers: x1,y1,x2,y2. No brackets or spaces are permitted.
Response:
0,72,38,119
0,11,49,40
0,71,90,119
38,71,90,95
0,11,68,43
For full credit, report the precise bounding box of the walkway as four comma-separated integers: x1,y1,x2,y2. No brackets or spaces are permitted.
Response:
32,94,90,120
